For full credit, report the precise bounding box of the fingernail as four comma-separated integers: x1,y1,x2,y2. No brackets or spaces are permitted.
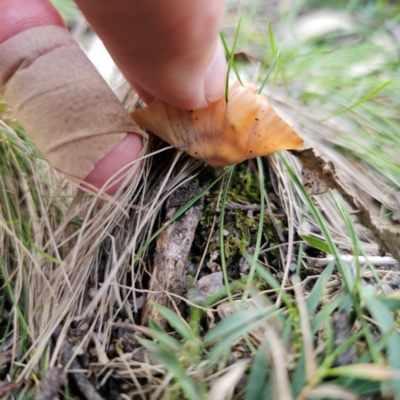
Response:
203,40,227,106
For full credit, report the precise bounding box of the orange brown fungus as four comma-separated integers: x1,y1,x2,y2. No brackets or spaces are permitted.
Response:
131,81,303,168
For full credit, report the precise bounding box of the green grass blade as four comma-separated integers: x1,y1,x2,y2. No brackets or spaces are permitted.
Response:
220,167,235,303
151,304,194,341
321,79,393,122
362,285,400,398
204,306,275,345
147,321,184,352
258,57,277,94
221,14,243,102
245,343,269,400
32,244,63,265
300,234,332,254
306,260,335,315
242,157,264,303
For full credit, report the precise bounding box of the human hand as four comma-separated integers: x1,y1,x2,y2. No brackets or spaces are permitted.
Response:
0,0,227,193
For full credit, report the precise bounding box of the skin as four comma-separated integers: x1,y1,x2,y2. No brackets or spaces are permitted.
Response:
0,0,227,193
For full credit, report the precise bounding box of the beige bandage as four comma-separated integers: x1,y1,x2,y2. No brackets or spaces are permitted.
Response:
0,25,146,180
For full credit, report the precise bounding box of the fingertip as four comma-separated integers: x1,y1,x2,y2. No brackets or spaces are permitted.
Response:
83,132,143,195
0,0,65,44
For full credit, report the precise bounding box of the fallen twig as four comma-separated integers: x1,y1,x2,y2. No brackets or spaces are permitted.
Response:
141,179,204,328
307,255,398,267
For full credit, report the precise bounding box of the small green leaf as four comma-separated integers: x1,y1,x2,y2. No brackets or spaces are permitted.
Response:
254,260,295,312
205,307,280,364
146,324,183,353
378,297,400,313
32,244,63,265
152,304,193,341
204,306,275,345
300,234,331,254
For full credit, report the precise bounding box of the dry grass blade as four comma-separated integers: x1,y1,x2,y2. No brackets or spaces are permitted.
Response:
264,323,293,400
209,359,249,400
298,384,358,400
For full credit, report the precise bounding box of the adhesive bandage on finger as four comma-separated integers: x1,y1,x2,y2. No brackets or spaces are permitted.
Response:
0,25,147,181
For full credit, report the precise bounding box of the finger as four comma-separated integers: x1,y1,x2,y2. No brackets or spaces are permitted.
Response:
0,0,65,42
75,0,227,109
0,0,144,194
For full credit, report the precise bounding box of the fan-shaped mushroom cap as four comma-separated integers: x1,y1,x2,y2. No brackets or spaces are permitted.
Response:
131,81,303,167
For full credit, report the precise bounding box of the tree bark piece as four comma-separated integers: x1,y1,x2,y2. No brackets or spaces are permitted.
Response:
292,148,400,262
141,180,203,328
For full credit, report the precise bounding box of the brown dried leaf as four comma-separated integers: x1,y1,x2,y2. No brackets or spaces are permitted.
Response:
0,382,18,397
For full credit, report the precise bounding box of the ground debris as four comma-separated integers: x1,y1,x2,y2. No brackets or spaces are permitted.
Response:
292,148,400,262
219,202,261,212
52,326,104,400
301,166,330,195
332,311,358,367
35,366,65,400
392,192,400,223
141,179,204,328
0,349,13,366
193,272,224,304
